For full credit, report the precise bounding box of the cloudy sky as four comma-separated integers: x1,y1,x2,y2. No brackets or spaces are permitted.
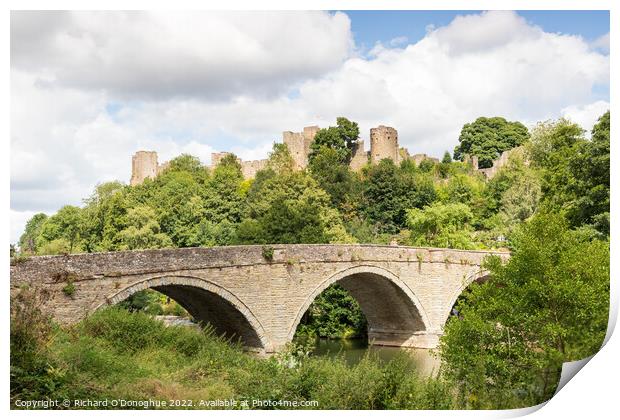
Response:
10,10,610,243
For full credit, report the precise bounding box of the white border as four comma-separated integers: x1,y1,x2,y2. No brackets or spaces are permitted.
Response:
3,1,617,419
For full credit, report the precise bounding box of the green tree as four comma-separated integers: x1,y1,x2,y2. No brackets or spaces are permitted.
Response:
363,159,437,233
18,213,48,254
442,151,452,164
309,146,361,213
527,117,609,235
116,205,172,250
240,164,353,244
37,205,84,253
166,154,207,180
565,111,610,235
309,117,360,164
454,117,529,168
204,154,245,224
296,284,367,339
440,212,609,408
407,202,477,249
81,181,128,252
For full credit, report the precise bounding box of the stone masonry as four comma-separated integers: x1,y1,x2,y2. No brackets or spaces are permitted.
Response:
370,125,400,165
11,244,508,354
130,151,170,186
129,123,516,184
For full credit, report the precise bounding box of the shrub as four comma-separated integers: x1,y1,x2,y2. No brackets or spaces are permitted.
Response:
261,245,274,261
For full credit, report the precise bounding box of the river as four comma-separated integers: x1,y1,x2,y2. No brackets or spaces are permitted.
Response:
311,338,441,376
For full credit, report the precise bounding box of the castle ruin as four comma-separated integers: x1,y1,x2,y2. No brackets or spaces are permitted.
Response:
130,151,169,186
129,123,515,185
130,124,414,184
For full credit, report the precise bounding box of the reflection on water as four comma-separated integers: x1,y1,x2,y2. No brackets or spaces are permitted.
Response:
311,338,441,376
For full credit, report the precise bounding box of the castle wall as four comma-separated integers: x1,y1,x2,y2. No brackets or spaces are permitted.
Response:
410,153,439,166
211,152,234,167
130,151,159,186
283,125,318,170
130,123,453,185
241,159,268,179
350,140,369,171
478,147,525,179
370,126,399,165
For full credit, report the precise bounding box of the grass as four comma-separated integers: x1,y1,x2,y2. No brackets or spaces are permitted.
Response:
11,297,456,410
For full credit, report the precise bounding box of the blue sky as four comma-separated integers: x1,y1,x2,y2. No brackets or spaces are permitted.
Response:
345,10,610,48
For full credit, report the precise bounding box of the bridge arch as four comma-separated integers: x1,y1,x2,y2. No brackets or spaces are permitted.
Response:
101,275,272,352
288,265,432,346
443,269,492,326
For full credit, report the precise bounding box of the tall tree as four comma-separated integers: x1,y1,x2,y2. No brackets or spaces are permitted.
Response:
454,117,529,168
309,117,360,165
566,111,610,235
440,212,609,408
18,213,48,254
363,159,436,233
37,205,84,253
116,205,172,250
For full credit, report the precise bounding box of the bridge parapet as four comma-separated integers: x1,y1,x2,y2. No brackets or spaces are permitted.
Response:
10,244,509,354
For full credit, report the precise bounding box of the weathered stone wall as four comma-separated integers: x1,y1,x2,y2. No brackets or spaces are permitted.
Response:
478,146,526,179
11,245,508,354
370,126,399,165
349,140,369,171
410,153,440,166
241,159,268,179
130,151,159,186
283,125,318,170
130,151,171,186
211,152,234,167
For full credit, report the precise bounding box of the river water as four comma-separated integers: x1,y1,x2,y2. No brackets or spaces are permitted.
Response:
311,338,441,376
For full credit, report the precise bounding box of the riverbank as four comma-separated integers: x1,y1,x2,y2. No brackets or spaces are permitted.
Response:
11,303,455,410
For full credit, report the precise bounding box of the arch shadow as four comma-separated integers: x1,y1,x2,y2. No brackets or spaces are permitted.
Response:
288,265,432,347
100,275,271,352
443,269,492,325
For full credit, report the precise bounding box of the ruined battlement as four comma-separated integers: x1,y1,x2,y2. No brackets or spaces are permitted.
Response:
133,123,519,185
130,151,169,186
370,125,399,164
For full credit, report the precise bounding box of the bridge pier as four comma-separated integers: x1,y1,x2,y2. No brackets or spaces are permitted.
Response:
368,329,442,349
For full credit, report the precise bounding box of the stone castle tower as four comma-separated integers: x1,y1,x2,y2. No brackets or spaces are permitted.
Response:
282,126,319,170
370,125,399,164
130,151,160,186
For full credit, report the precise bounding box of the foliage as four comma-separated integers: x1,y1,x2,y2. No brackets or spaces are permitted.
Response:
440,212,609,408
116,205,173,250
37,206,85,253
62,281,76,298
566,111,610,234
295,284,367,339
362,159,436,233
11,306,456,410
261,245,274,261
454,116,530,168
407,202,478,249
309,117,360,164
18,213,48,254
11,289,69,404
308,146,361,213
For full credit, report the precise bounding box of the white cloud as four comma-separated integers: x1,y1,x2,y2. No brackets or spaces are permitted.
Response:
590,33,610,54
10,10,609,243
11,11,353,101
561,100,610,136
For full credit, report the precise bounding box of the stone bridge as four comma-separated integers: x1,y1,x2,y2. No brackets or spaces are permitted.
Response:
10,244,509,354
